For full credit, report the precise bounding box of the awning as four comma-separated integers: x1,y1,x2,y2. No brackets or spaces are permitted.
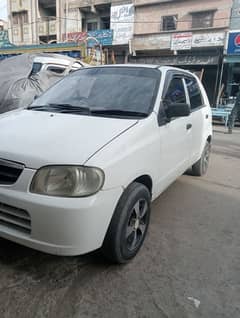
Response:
224,56,240,64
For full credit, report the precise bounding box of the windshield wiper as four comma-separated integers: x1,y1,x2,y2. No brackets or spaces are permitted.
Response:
91,109,148,118
28,103,91,114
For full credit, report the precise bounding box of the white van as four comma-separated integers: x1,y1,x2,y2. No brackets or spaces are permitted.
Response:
0,65,212,263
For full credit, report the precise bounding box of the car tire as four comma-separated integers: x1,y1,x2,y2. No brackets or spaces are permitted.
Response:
192,141,211,177
102,182,151,264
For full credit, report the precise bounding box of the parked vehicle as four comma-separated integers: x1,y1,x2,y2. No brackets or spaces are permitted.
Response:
0,53,87,114
0,65,212,263
31,53,87,75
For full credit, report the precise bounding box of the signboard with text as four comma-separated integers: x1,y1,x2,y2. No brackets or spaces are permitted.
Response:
62,30,113,47
0,31,13,48
171,32,192,51
192,32,225,48
111,4,134,45
227,31,240,54
88,30,113,47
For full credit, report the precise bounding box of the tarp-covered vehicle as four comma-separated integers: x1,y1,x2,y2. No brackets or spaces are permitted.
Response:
0,53,85,114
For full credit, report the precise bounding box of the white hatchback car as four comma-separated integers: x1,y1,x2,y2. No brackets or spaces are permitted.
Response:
0,65,212,263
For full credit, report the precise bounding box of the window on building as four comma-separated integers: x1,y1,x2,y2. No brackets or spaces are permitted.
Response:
101,17,110,29
87,22,98,31
165,77,186,104
12,13,19,25
185,77,203,110
12,11,28,25
22,11,28,23
162,15,177,31
191,11,214,29
0,25,3,31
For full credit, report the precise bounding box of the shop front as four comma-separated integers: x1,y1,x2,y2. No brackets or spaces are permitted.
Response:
220,31,240,103
130,31,225,105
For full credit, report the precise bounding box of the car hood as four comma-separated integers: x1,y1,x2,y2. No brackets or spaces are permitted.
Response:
0,110,138,169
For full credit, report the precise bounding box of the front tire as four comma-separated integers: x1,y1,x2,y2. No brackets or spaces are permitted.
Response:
192,141,211,176
102,182,151,264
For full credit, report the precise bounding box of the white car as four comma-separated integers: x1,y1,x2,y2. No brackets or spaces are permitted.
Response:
31,53,87,75
0,65,212,263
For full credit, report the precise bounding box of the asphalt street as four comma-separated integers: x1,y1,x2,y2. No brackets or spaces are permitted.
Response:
0,125,239,318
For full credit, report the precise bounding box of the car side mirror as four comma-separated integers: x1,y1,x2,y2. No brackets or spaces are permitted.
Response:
166,102,190,118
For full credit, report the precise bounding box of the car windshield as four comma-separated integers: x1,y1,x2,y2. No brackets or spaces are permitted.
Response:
29,67,161,118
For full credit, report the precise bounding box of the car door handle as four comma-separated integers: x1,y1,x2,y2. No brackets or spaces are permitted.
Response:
186,123,192,130
206,114,209,119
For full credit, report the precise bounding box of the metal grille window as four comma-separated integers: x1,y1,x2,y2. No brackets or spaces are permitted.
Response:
162,15,177,31
87,22,98,31
191,11,214,29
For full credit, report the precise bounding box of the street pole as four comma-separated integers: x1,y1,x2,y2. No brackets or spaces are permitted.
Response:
65,0,69,41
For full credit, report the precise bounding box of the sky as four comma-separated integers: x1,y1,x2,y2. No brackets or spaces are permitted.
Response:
0,0,7,20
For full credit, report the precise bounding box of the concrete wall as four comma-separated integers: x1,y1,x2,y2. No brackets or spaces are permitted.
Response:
230,0,240,30
134,0,232,35
8,0,57,44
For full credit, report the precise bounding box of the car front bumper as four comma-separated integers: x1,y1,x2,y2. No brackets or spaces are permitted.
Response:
0,168,122,256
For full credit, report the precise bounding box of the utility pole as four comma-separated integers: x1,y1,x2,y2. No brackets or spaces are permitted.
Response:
65,0,69,41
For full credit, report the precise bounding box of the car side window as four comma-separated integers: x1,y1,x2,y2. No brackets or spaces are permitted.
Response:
30,62,42,76
46,66,66,74
164,77,186,104
185,77,203,110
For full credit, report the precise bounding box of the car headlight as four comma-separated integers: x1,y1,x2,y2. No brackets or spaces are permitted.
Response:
30,166,104,197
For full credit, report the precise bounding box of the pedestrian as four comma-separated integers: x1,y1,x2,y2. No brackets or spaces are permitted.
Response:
228,89,240,134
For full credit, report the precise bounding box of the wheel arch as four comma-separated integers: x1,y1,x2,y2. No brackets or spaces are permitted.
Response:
132,175,153,197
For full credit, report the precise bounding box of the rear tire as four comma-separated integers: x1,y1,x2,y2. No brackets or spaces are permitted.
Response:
192,141,211,176
102,182,151,264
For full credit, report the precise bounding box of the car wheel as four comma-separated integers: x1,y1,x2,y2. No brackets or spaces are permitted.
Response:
192,141,211,176
102,182,151,264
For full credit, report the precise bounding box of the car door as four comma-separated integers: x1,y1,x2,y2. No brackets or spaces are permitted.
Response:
184,75,209,164
157,72,192,189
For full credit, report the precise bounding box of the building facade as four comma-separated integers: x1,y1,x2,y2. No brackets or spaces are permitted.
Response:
223,0,240,99
0,19,8,31
130,0,232,105
7,0,57,45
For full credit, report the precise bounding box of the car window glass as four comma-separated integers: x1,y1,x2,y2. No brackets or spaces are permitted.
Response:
31,67,161,115
46,66,66,74
185,77,203,110
165,77,186,104
30,62,42,75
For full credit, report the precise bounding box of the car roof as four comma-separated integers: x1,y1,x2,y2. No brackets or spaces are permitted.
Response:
82,64,194,76
33,53,79,66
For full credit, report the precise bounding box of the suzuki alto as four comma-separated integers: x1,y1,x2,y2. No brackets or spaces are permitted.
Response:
0,65,212,263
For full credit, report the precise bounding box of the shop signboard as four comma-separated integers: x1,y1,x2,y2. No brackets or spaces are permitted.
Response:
0,31,13,48
133,34,171,51
88,30,113,47
192,32,225,47
171,32,192,51
62,32,87,42
111,4,134,45
62,30,113,47
227,30,240,54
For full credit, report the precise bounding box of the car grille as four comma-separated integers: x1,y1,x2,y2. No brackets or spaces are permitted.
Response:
0,202,31,234
0,159,24,185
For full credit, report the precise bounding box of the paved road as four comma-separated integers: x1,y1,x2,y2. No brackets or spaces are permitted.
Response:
0,126,240,318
